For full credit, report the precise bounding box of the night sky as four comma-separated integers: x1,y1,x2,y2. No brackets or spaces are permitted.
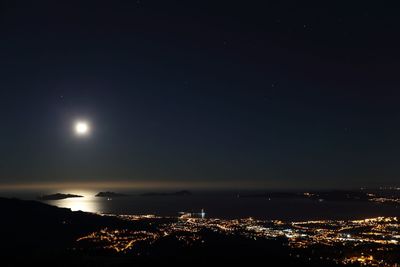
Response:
1,1,400,189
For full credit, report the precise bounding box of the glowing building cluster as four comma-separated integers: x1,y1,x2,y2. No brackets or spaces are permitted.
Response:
76,216,400,266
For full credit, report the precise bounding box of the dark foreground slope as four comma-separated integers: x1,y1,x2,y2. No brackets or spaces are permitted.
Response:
0,197,354,267
0,197,134,266
0,197,129,247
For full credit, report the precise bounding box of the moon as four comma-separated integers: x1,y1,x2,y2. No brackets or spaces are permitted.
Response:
75,121,90,136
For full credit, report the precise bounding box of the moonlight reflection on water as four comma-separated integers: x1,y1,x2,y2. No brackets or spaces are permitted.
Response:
46,190,101,213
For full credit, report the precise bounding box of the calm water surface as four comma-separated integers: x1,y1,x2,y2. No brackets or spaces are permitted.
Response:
1,190,399,221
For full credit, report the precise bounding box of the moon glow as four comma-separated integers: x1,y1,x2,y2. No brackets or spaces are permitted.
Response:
75,121,90,136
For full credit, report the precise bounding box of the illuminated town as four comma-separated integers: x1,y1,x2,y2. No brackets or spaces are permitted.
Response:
76,214,400,266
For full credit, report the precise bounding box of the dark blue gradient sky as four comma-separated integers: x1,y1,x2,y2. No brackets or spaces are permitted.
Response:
1,1,400,189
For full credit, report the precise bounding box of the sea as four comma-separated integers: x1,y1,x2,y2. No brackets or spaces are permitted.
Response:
1,189,399,221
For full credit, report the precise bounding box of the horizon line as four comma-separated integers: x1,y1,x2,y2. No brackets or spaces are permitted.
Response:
0,180,395,191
